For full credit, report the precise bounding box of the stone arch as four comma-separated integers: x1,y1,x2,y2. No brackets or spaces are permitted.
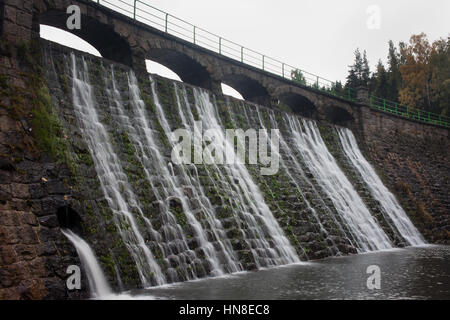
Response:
147,48,216,91
221,73,271,106
277,91,318,119
321,104,355,126
38,9,132,66
57,206,82,232
0,1,5,36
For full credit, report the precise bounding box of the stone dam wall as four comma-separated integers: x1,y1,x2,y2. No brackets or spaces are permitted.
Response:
0,29,448,301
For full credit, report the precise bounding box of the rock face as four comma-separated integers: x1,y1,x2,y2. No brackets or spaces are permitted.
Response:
0,0,448,300
0,0,88,300
356,108,450,243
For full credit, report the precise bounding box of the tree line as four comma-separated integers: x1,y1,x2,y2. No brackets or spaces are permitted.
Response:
342,33,449,116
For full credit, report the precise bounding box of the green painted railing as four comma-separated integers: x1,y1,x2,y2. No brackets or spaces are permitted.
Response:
92,0,448,128
369,96,450,128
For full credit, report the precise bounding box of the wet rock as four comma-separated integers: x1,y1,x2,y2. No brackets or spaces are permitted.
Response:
0,158,16,171
39,215,58,228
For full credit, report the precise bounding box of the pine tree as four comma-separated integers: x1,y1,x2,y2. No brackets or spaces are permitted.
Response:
346,48,363,90
429,36,450,115
374,60,389,98
386,40,402,100
331,81,344,96
361,50,371,87
291,69,307,85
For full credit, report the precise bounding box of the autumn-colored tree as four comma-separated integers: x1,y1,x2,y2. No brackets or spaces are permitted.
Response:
346,33,449,115
398,34,450,114
398,33,434,110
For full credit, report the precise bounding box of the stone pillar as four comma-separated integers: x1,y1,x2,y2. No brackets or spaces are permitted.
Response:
356,86,369,105
130,47,149,75
1,0,36,45
210,79,223,96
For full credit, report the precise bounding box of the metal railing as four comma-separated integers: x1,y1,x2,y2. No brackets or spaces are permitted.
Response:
93,0,449,128
369,96,450,128
94,1,350,95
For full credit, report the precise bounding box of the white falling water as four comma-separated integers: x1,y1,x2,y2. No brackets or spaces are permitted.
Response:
337,128,425,246
70,54,166,286
103,67,202,283
285,117,393,252
61,229,112,299
257,109,356,252
64,49,423,292
186,87,300,266
124,73,226,278
146,77,242,274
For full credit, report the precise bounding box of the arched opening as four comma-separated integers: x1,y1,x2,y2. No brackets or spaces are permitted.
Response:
146,59,182,82
57,206,82,233
40,25,102,57
221,83,244,100
321,105,354,125
39,9,131,65
147,48,214,91
0,2,5,36
278,92,318,119
221,74,270,106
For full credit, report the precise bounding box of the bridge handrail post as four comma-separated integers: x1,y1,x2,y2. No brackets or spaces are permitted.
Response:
165,13,168,33
193,26,196,44
241,47,244,63
282,63,285,78
133,0,137,20
262,55,265,70
219,37,222,54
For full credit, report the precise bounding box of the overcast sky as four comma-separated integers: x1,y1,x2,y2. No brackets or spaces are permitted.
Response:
41,0,450,97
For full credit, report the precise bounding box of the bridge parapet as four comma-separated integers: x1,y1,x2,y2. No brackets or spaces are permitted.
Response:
1,0,449,129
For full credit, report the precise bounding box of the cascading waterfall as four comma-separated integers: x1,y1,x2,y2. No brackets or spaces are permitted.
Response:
61,229,112,299
146,76,242,274
337,128,425,246
185,87,300,267
70,54,166,286
223,102,340,257
55,48,425,296
123,72,227,278
103,68,203,283
285,116,393,252
256,109,357,253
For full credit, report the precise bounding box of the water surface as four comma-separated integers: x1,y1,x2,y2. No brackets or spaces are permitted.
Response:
132,246,450,300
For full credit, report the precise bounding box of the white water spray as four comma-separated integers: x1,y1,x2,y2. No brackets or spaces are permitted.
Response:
338,128,425,246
